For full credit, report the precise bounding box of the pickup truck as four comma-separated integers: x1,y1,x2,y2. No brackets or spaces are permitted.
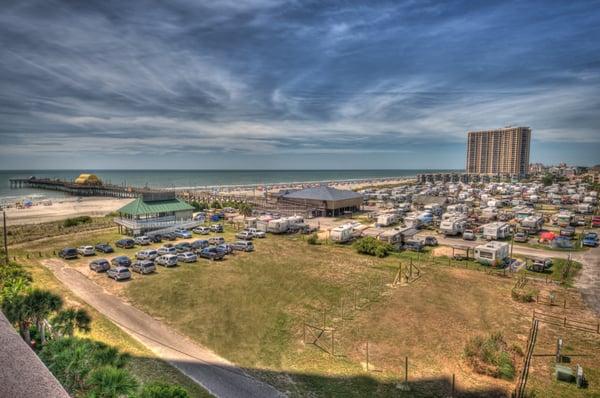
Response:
199,247,225,261
246,228,266,238
583,232,598,247
235,231,254,240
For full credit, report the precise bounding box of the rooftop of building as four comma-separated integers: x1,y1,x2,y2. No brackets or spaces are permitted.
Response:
280,185,363,201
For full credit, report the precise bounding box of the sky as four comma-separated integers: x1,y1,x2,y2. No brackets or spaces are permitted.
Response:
0,0,599,170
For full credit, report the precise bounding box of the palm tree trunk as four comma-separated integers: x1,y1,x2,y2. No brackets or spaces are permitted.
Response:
37,319,46,345
19,322,32,346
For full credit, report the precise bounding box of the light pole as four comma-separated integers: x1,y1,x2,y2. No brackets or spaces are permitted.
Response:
2,211,8,264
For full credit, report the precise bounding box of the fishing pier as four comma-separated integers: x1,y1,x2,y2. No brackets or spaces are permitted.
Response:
9,177,146,198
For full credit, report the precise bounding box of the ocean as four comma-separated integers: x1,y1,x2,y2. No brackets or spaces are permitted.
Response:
0,169,458,201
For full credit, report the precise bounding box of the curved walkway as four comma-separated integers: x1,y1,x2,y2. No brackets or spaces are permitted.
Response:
43,259,282,398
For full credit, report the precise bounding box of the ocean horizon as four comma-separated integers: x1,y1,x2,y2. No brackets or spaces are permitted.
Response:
0,169,461,201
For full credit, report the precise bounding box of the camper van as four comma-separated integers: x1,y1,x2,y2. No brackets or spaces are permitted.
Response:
439,217,467,236
482,222,511,240
474,241,510,265
376,213,399,227
555,211,573,227
521,215,544,233
330,225,354,243
267,218,289,234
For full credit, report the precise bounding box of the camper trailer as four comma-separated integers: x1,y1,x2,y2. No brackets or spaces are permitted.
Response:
521,215,544,233
330,224,354,243
379,229,402,245
481,207,498,221
555,211,573,227
376,213,399,227
267,218,289,234
439,217,467,236
474,241,510,265
423,204,443,217
403,214,422,229
482,222,511,240
577,203,593,214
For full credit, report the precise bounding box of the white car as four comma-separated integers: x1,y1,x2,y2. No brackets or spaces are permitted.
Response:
156,254,178,267
193,226,211,235
136,249,158,260
157,246,177,256
77,245,95,256
246,228,265,238
177,252,198,263
134,236,151,245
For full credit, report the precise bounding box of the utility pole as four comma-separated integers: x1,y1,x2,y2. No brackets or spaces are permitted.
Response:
2,211,8,265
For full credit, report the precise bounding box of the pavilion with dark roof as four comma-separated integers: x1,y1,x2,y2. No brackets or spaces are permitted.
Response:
278,185,363,216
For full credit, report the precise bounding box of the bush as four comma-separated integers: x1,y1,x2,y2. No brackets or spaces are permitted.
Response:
353,237,393,257
139,382,190,398
190,201,208,211
307,233,319,245
464,332,519,380
63,216,92,228
86,366,138,398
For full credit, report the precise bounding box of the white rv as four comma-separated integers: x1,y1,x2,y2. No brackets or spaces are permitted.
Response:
439,217,467,236
330,225,354,243
474,241,510,265
481,207,498,221
482,222,511,240
577,203,593,214
521,215,544,233
376,213,399,227
267,218,289,234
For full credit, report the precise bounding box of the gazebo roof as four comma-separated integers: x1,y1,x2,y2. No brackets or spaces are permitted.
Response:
118,197,193,216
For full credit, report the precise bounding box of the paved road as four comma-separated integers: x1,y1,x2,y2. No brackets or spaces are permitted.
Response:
43,259,282,398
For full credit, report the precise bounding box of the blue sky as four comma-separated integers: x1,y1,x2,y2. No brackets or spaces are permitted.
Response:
0,0,599,169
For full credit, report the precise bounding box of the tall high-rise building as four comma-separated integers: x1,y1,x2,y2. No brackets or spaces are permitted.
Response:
466,127,531,176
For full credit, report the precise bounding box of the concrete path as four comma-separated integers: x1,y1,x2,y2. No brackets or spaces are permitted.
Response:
43,259,282,398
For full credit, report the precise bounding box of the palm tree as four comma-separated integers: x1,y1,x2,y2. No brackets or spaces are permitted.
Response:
24,289,63,345
86,366,138,398
51,308,91,337
2,294,34,345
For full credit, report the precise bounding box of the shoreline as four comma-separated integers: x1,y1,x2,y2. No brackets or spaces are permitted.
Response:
2,176,413,225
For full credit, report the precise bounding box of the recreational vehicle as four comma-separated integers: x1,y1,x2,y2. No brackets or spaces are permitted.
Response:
267,218,289,234
474,241,510,265
330,225,354,243
376,213,399,227
521,215,544,233
555,211,573,227
439,217,467,236
482,222,511,240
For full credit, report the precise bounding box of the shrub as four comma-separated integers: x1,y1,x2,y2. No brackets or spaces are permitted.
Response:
86,366,138,398
464,332,519,380
139,382,190,398
353,237,393,257
307,233,319,245
63,216,92,228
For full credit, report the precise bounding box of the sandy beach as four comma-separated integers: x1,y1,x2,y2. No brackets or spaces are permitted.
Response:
4,197,131,226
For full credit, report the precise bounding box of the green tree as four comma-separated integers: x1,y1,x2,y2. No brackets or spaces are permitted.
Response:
25,289,63,345
238,203,253,218
139,382,190,398
51,308,92,337
2,293,34,345
86,366,138,398
211,200,222,209
541,174,554,186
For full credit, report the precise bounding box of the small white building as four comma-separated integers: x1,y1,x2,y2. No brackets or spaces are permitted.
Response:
474,241,510,265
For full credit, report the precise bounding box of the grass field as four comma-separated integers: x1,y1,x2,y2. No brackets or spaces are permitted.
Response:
13,226,600,397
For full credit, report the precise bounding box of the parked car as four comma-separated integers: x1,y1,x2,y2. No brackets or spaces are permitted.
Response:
136,249,158,261
210,224,224,233
89,258,111,272
107,266,132,281
231,240,254,252
235,231,254,240
513,232,529,243
131,260,156,274
157,246,178,256
58,247,78,260
175,242,192,253
149,235,162,243
116,238,135,249
246,228,266,238
583,232,599,247
162,232,177,241
77,245,95,256
156,254,178,267
134,236,151,246
462,230,476,241
553,236,574,249
174,229,192,239
111,255,131,268
423,236,438,246
95,243,114,253
191,239,209,251
403,240,423,252
217,243,234,254
208,236,225,245
193,226,211,235
177,252,198,263
198,247,225,261
560,227,576,238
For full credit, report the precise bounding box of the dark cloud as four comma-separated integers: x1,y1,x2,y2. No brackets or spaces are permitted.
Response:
0,0,599,168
